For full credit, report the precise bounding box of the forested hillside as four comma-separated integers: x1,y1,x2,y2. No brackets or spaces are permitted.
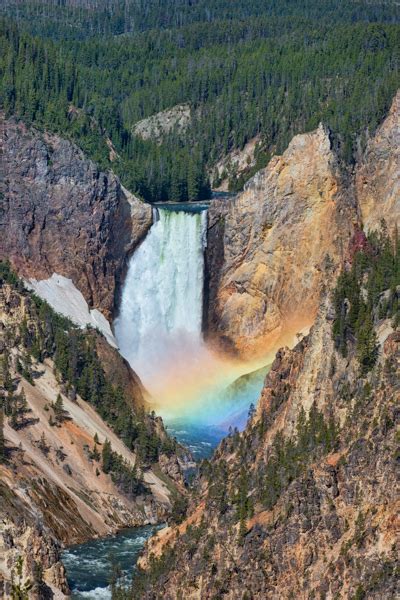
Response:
1,1,399,201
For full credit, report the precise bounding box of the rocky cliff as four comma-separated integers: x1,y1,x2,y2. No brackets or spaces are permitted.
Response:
134,234,399,599
356,90,400,232
130,92,400,600
0,273,188,597
205,92,400,361
0,113,152,321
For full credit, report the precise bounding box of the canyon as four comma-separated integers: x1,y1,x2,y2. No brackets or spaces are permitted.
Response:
2,93,399,367
130,93,399,600
0,89,399,599
0,277,187,597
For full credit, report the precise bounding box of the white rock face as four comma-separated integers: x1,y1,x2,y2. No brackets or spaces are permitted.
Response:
133,103,191,142
27,274,117,347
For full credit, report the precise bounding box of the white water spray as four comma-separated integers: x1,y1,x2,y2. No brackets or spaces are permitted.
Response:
114,207,208,391
115,205,267,438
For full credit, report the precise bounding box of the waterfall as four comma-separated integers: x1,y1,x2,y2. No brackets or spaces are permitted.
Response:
114,207,208,391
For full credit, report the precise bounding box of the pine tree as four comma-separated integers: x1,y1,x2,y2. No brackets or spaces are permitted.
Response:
357,313,378,374
38,432,49,456
0,409,6,463
17,388,29,423
247,403,256,421
10,403,18,430
102,439,112,474
53,393,65,423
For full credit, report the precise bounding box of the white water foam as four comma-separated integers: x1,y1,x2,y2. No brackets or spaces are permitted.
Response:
73,586,111,599
114,207,208,392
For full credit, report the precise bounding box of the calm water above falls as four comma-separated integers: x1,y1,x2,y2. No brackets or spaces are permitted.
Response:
62,526,159,599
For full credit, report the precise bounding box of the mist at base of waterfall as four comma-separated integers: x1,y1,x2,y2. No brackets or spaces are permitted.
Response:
159,363,269,458
114,205,268,456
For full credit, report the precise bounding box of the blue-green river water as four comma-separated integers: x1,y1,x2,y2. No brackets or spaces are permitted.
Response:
62,526,158,599
63,365,269,598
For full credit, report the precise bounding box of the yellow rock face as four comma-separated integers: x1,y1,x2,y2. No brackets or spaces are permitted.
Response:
206,93,400,360
207,124,355,360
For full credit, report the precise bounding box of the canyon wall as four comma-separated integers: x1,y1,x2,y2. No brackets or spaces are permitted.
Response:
0,279,188,597
205,93,400,360
356,90,400,232
133,91,400,599
0,114,152,321
137,286,399,600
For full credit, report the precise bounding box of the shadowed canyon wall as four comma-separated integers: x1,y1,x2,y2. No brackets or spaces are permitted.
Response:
0,113,152,321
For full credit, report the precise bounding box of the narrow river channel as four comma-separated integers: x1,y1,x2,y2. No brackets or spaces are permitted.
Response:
62,525,159,599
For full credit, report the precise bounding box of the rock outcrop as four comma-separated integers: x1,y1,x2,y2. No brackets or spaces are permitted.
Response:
133,104,191,143
205,124,356,358
205,92,400,360
0,113,152,321
356,90,400,232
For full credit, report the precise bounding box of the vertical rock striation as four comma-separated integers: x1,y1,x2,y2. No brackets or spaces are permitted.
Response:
205,93,399,360
0,113,152,321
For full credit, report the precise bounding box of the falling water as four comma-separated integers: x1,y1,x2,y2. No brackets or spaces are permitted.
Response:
114,204,269,454
114,206,208,389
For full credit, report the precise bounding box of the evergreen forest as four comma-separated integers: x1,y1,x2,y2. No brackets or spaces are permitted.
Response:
0,1,399,201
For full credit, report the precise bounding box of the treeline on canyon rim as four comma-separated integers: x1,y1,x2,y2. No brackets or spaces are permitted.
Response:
0,0,399,201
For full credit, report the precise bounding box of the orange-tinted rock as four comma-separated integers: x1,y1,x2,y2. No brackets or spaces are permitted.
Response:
206,124,356,359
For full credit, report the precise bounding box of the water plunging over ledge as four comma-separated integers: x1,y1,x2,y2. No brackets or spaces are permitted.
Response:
114,204,268,456
115,205,207,388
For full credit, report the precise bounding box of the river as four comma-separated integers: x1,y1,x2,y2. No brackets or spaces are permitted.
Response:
62,525,160,599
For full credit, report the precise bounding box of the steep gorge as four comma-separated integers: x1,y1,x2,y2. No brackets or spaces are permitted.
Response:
136,291,399,599
205,92,400,361
0,88,398,600
122,92,400,599
0,274,187,597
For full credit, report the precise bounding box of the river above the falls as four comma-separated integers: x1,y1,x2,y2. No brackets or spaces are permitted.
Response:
62,525,160,599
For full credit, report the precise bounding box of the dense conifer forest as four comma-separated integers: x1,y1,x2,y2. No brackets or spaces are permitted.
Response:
0,1,399,201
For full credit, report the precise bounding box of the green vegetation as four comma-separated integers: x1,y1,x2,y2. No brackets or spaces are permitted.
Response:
52,393,68,424
0,359,31,430
333,225,400,372
3,1,399,41
0,408,5,462
258,404,337,510
0,262,177,476
1,2,399,201
202,400,338,526
101,439,143,497
169,494,189,525
11,557,32,600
